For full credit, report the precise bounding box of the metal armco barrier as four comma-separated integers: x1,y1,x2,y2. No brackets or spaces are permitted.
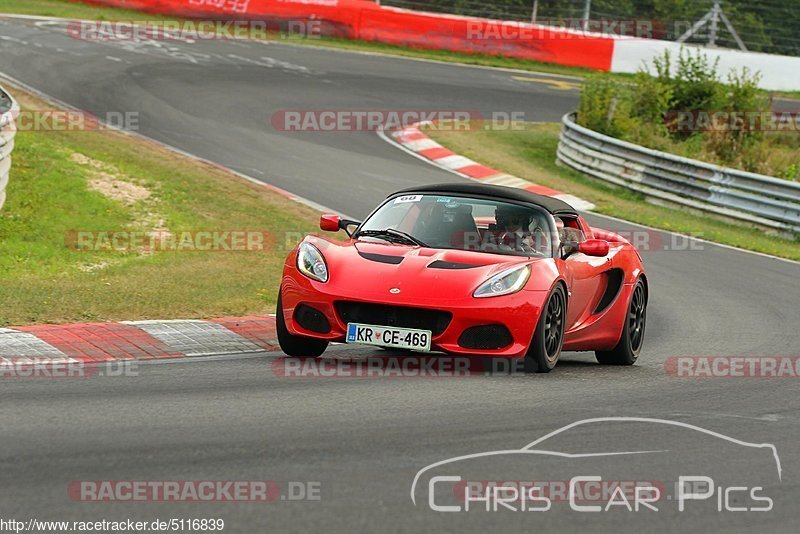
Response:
0,86,18,211
557,113,800,233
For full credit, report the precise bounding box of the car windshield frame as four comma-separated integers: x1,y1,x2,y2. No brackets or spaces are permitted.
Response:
354,192,560,258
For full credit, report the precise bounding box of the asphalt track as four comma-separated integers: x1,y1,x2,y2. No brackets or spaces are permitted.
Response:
1,16,799,533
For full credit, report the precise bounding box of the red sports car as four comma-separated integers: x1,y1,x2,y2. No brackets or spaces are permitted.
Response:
277,183,647,372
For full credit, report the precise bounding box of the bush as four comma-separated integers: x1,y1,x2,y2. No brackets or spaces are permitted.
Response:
576,48,795,178
656,49,722,117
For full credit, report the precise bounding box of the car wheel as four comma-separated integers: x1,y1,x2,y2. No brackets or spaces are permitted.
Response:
524,285,566,373
276,291,328,358
595,278,646,365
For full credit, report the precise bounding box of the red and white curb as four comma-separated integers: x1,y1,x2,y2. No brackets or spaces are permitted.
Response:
0,316,278,363
379,122,595,212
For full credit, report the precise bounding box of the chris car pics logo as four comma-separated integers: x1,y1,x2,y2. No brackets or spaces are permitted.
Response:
410,417,781,513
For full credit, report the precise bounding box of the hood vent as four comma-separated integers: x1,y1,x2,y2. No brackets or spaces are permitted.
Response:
428,260,481,270
357,251,404,265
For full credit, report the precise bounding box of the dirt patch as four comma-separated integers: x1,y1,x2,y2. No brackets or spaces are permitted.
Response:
69,153,94,166
71,152,169,259
72,152,152,205
78,261,111,273
88,172,151,205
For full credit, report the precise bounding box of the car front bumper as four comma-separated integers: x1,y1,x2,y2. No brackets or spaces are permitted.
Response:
280,270,548,358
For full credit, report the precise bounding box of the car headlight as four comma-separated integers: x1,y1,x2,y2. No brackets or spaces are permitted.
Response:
297,242,329,283
473,265,531,298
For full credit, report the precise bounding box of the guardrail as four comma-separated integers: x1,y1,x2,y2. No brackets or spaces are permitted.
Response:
0,86,19,211
557,113,800,234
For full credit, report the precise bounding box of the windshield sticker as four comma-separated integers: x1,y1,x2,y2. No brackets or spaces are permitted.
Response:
395,195,422,204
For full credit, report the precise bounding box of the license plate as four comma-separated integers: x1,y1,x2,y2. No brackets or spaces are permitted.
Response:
346,323,432,351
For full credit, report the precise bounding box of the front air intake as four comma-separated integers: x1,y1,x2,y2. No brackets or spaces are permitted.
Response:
458,325,513,350
294,304,331,334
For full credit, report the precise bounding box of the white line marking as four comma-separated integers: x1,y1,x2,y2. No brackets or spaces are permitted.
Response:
265,41,586,81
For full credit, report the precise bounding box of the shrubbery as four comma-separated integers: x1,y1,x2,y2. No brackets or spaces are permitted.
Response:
577,49,799,180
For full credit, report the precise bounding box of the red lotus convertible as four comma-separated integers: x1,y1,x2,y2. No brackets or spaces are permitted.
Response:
277,183,647,372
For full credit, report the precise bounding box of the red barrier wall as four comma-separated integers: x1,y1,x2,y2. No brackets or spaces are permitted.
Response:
359,8,614,70
70,0,614,71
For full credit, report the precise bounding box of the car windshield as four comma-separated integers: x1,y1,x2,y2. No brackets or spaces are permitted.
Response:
356,194,556,257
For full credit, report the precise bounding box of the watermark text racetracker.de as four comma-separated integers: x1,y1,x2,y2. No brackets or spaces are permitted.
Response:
666,110,800,133
272,356,538,378
67,19,323,41
6,110,139,133
270,110,527,132
188,0,252,14
68,480,321,503
66,228,704,255
0,358,137,379
466,19,662,40
666,356,800,378
66,230,276,253
464,19,717,41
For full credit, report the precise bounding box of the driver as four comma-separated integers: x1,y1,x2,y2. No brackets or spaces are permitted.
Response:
494,205,544,253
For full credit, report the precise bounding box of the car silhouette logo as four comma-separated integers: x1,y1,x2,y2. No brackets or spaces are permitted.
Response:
390,288,401,294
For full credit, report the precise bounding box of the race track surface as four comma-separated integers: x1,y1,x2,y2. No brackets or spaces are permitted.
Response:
1,17,798,532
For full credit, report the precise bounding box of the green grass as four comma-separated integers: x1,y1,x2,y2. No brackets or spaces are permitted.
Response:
0,85,321,326
427,122,800,261
0,0,169,20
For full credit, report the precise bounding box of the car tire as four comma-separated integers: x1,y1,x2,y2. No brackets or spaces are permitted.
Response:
595,278,646,365
524,285,566,374
276,291,328,358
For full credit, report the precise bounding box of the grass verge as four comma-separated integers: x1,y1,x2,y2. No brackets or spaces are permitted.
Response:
0,0,169,21
0,83,320,326
426,122,800,261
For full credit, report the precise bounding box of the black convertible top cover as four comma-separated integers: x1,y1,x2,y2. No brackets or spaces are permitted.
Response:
392,182,578,216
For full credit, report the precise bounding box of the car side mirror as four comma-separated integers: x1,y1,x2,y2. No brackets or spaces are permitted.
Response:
578,239,610,257
320,214,341,232
320,214,361,237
